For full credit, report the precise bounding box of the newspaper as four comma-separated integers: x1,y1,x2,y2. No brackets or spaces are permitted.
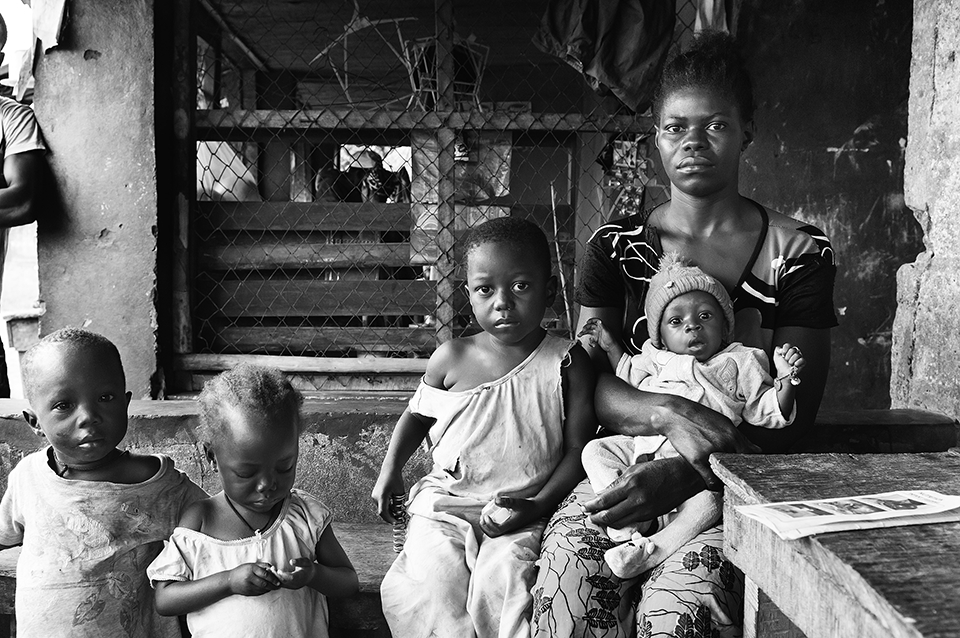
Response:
736,490,960,540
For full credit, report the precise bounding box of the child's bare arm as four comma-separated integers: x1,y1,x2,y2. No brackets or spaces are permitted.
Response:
154,562,282,615
773,343,805,419
577,317,625,371
277,524,359,597
481,344,597,537
372,408,433,522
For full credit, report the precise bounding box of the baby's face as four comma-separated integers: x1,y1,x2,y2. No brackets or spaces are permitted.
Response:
659,291,725,362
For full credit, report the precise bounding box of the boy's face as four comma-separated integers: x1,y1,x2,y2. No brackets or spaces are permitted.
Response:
659,290,725,362
466,241,556,348
25,344,131,468
210,407,299,517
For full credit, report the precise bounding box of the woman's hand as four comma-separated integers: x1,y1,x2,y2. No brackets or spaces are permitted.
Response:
228,561,281,596
372,471,406,523
584,457,704,528
275,557,317,590
479,494,542,537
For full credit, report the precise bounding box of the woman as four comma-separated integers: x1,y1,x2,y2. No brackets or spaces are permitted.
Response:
532,31,837,637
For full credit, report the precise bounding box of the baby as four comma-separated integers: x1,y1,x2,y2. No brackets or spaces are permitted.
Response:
373,217,595,637
148,363,358,637
579,253,804,577
0,328,207,637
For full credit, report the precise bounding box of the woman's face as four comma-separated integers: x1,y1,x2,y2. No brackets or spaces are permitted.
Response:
655,87,753,199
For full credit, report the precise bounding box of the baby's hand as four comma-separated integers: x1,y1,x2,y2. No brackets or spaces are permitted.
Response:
773,343,805,380
228,561,281,597
480,494,541,538
275,557,317,590
577,317,617,353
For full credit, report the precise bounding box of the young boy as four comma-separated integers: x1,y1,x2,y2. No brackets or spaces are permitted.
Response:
578,254,805,577
0,328,206,638
372,217,596,638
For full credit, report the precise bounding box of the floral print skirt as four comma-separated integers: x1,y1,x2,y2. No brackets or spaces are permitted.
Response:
532,478,744,638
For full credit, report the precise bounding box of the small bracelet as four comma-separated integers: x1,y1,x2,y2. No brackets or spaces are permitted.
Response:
775,365,801,391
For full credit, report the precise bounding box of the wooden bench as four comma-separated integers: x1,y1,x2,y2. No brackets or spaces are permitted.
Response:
0,523,396,638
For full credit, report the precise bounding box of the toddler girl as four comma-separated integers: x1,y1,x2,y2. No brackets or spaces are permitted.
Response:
148,364,358,637
372,217,596,638
578,253,804,577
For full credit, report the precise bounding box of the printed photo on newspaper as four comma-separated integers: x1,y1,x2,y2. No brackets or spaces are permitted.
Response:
736,490,960,540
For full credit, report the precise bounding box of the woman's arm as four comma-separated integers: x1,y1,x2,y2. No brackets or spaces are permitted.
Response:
576,306,621,373
740,327,831,453
480,344,597,537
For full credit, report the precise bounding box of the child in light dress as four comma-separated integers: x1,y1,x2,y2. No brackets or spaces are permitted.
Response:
148,364,358,637
372,217,596,638
578,253,805,578
0,328,207,638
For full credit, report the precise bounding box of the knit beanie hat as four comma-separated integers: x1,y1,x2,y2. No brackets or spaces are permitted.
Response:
645,253,735,348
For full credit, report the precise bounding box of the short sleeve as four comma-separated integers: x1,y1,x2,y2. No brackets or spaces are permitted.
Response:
1,100,45,156
776,256,838,329
574,240,625,309
146,533,194,586
288,491,332,553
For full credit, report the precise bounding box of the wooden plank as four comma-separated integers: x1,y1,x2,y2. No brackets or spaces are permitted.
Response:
176,353,428,374
713,453,960,638
209,325,436,354
198,279,447,317
200,241,412,270
196,108,653,134
197,201,411,232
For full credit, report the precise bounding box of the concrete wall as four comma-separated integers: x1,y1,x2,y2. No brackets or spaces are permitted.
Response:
31,0,160,399
891,0,960,415
736,0,922,410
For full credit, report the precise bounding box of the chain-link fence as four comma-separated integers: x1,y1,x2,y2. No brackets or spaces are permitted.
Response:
176,0,727,391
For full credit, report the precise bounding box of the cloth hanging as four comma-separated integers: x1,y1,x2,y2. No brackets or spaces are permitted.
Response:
533,0,675,113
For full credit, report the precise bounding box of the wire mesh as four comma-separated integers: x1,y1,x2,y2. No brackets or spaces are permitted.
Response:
185,0,715,372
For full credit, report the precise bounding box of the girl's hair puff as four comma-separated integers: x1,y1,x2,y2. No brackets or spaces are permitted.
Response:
197,363,304,449
652,29,754,124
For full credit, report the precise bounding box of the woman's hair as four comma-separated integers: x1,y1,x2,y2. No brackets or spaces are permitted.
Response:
463,217,552,277
652,29,754,123
197,363,304,448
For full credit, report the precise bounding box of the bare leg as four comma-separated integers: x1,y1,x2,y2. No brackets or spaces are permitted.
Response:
604,490,721,579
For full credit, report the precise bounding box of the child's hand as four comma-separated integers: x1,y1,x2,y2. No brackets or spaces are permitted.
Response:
773,343,805,379
372,471,406,523
228,561,281,597
479,494,542,538
275,557,317,590
577,317,617,353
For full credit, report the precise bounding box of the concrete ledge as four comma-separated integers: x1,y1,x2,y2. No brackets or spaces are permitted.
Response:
0,398,429,525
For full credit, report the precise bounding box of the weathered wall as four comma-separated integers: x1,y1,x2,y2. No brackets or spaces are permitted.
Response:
891,0,960,414
736,0,922,409
31,0,160,398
